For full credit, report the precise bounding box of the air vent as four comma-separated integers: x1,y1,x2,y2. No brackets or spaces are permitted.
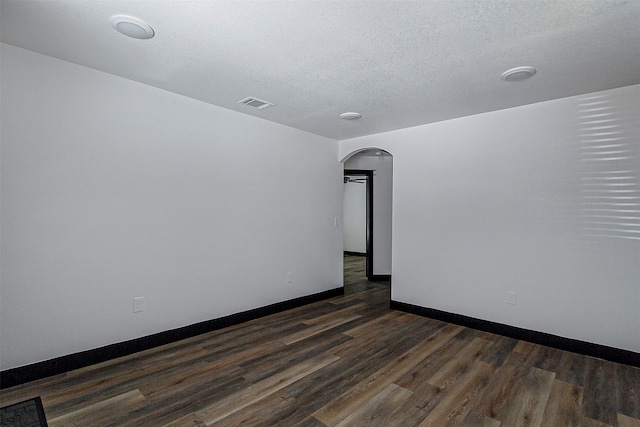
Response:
238,97,274,110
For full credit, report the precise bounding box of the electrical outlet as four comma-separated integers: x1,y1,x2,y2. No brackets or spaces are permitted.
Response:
506,291,517,305
287,272,293,283
133,297,145,312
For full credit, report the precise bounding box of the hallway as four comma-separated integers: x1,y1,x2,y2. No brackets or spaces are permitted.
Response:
343,254,390,296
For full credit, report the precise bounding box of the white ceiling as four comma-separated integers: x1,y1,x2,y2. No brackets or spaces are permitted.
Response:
1,0,639,140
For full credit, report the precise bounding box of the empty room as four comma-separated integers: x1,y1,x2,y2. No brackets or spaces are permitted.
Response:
1,1,639,426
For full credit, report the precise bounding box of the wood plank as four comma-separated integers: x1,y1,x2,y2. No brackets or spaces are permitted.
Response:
302,302,367,325
280,314,361,345
427,337,492,389
138,362,245,402
418,361,497,426
314,323,462,426
295,417,329,427
326,312,440,360
462,411,502,427
277,332,427,426
341,311,405,337
580,416,615,427
334,383,413,427
327,332,380,358
333,289,388,305
513,340,537,356
531,345,563,373
499,367,556,427
619,413,640,427
161,413,207,427
395,337,469,392
196,353,339,425
471,350,535,420
201,321,308,357
203,339,287,369
43,349,212,417
239,325,352,384
47,389,146,427
39,344,207,412
387,381,444,426
539,379,583,427
0,373,68,408
480,336,518,366
208,391,296,427
616,363,640,419
554,350,587,386
454,328,496,343
122,366,250,426
583,357,619,426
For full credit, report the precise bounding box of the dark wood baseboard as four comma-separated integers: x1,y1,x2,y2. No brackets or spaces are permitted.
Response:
391,300,640,368
370,275,391,282
344,251,366,257
0,287,344,389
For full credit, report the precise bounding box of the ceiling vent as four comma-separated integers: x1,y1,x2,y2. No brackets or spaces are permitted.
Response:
238,97,274,110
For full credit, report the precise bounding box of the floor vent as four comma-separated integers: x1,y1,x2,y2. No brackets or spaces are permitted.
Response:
238,97,274,110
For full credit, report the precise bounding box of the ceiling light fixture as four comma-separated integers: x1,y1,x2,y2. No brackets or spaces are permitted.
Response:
340,112,362,120
110,15,155,39
501,66,536,82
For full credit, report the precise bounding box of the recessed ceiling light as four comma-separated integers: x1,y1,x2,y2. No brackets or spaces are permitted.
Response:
110,15,155,39
501,66,536,82
340,112,362,120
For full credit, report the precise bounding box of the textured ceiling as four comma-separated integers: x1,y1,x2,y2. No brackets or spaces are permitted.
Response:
1,0,639,140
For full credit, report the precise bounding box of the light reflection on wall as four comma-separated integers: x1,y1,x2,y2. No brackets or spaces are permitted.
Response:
579,94,640,240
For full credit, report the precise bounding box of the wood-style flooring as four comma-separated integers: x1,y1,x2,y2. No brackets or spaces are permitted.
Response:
1,254,638,426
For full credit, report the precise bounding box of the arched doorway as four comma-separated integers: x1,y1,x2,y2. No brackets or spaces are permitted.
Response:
342,149,393,294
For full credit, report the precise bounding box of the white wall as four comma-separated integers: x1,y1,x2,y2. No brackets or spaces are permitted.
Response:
344,154,393,275
343,179,367,253
0,44,343,371
340,85,640,353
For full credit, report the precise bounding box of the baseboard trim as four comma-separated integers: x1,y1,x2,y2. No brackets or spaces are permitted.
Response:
370,275,391,282
344,251,366,257
390,300,640,368
0,287,344,389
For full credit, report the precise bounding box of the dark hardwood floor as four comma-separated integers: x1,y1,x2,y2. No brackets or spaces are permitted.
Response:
1,254,638,426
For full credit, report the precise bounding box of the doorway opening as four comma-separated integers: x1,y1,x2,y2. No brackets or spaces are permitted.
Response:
344,169,373,280
342,149,393,295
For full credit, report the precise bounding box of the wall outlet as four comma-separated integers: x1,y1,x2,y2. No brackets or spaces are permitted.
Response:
287,272,293,283
506,291,517,305
133,297,145,313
